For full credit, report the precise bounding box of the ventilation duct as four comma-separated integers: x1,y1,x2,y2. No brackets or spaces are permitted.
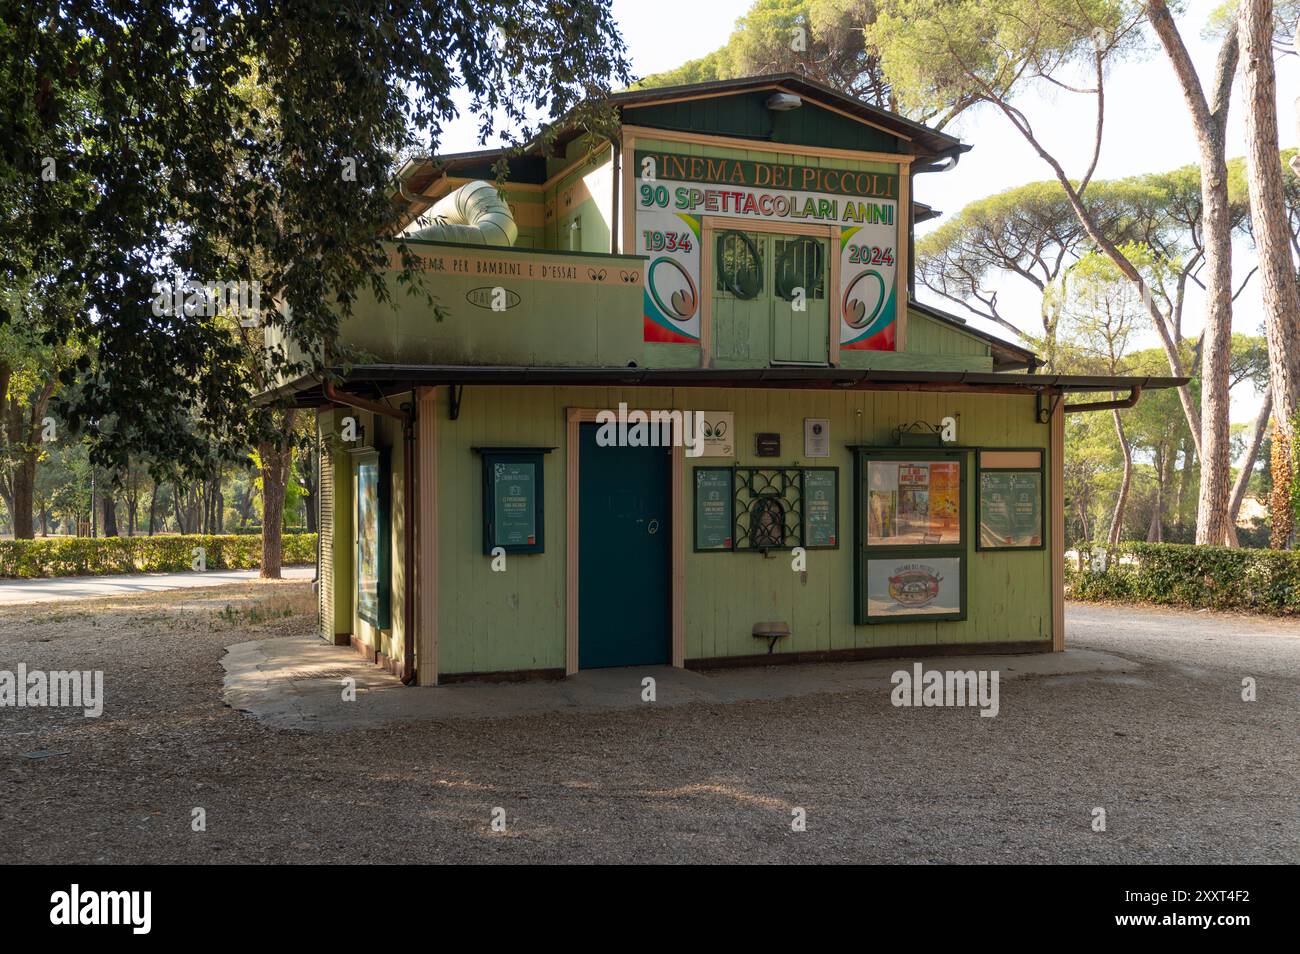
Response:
406,180,518,247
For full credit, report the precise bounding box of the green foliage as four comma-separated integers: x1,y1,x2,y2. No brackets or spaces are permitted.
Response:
0,533,316,579
637,0,891,105
2,3,631,473
868,0,1145,120
1066,542,1300,613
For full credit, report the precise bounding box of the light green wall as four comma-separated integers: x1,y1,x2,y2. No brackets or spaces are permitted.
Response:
428,385,1053,678
339,241,646,368
544,142,614,253
839,309,995,372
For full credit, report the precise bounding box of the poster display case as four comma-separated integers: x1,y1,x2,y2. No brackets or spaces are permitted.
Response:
855,448,966,624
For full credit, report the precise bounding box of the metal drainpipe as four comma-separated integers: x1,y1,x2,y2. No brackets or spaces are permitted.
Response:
323,381,418,685
1063,386,1143,415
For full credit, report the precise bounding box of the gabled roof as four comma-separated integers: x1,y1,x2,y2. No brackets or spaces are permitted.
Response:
908,299,1040,371
393,73,969,209
611,73,966,159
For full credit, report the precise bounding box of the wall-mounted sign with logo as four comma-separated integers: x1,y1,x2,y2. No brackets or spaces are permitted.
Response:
635,150,899,351
637,211,702,344
466,286,522,311
696,411,734,457
804,418,830,458
755,432,781,457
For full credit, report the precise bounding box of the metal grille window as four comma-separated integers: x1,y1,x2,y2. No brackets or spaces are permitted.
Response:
774,237,825,301
715,230,763,299
695,466,839,552
733,468,802,550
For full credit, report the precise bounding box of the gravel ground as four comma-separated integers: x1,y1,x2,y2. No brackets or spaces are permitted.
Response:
0,584,1296,864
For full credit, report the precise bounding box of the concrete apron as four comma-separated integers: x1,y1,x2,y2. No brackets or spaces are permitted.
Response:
221,636,1141,732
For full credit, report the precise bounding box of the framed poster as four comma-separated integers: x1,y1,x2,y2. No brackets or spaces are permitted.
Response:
477,448,550,554
694,467,734,551
866,458,962,546
865,556,963,619
855,448,967,623
355,447,391,630
802,467,839,549
977,449,1045,550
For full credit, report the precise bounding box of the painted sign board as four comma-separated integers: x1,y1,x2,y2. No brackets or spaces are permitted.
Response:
802,468,838,548
866,557,962,619
493,462,537,547
635,150,899,350
694,467,734,551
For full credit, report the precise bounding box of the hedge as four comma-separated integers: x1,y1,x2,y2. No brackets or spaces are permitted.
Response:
1066,542,1300,614
0,534,317,579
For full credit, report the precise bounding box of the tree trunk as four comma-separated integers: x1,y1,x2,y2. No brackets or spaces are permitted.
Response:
147,485,158,536
1270,420,1294,548
1148,1,1238,545
1224,390,1272,545
100,488,118,537
259,409,298,579
1175,437,1196,532
173,484,188,534
10,454,36,539
1147,447,1165,542
1240,0,1300,547
1108,407,1134,546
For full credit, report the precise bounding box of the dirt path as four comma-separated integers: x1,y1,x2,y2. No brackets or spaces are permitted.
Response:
1,587,1296,864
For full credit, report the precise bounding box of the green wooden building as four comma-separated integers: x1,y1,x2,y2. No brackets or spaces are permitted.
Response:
267,74,1182,685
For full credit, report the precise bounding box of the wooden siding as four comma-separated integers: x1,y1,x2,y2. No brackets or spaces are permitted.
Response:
624,94,901,153
426,385,1054,679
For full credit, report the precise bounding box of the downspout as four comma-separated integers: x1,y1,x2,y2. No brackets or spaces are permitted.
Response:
610,141,621,253
907,145,965,298
323,381,418,685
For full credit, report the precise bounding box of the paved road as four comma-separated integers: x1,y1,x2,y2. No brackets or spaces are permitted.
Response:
0,565,315,604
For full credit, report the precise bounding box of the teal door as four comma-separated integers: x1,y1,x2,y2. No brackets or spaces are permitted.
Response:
578,423,670,668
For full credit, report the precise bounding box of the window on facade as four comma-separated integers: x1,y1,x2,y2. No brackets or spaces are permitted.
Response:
715,230,762,299
749,495,787,549
774,237,825,301
866,459,962,546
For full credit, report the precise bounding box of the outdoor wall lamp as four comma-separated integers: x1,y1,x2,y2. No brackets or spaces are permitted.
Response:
765,93,802,111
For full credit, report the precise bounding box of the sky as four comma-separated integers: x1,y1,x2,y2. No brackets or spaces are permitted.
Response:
434,0,1299,428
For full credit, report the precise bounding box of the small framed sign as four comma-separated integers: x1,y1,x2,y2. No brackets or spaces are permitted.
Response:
804,418,830,458
755,432,781,457
476,447,552,554
697,411,735,457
